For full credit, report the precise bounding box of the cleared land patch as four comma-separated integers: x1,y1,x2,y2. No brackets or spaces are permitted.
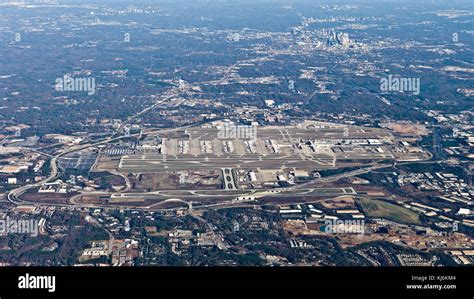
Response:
360,198,421,225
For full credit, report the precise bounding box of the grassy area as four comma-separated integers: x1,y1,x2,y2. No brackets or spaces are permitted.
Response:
360,198,422,225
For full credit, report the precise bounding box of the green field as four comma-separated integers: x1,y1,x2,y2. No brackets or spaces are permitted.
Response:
360,198,422,225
